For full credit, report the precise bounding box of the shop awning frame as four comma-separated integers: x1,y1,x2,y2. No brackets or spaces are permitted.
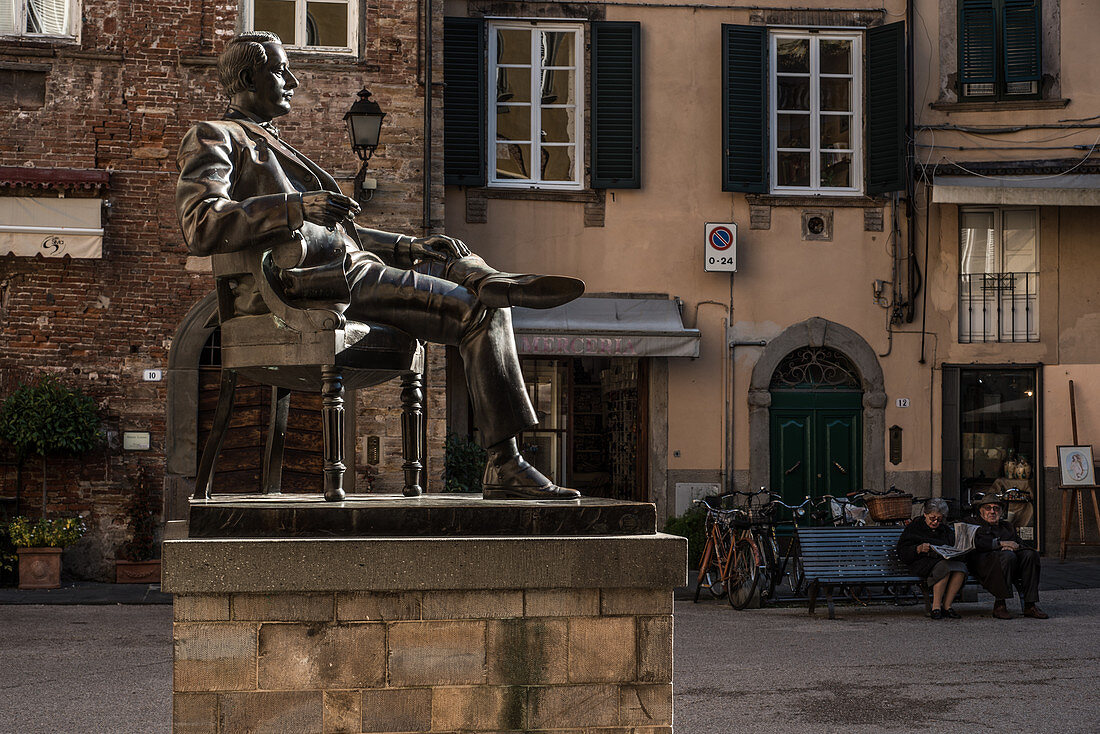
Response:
511,296,701,358
932,174,1100,206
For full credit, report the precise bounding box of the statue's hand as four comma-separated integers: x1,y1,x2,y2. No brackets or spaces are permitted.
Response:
301,191,360,228
407,234,471,263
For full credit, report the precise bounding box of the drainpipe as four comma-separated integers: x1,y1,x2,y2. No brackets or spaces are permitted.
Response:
423,0,434,234
904,0,918,323
728,338,768,492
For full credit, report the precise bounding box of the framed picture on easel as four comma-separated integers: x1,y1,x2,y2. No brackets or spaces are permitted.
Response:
1057,445,1095,486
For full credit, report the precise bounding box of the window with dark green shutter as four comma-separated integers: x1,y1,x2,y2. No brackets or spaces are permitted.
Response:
866,22,906,195
443,17,486,186
959,0,1042,100
722,24,767,193
591,21,640,189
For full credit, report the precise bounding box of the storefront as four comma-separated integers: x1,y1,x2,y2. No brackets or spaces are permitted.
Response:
943,364,1042,546
491,296,700,501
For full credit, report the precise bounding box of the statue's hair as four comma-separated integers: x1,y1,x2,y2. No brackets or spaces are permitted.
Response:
218,31,282,96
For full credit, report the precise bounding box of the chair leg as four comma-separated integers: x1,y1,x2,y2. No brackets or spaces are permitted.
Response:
194,369,238,500
262,386,291,494
400,371,424,497
321,366,347,502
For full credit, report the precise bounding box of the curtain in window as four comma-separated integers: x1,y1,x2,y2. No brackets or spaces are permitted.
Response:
0,0,17,33
27,0,69,34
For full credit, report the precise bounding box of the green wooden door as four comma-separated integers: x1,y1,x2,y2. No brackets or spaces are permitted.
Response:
770,391,862,506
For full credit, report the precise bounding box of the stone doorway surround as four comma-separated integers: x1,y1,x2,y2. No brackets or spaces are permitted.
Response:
165,292,219,521
747,317,886,492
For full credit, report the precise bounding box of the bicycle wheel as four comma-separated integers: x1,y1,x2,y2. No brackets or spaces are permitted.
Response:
727,540,758,610
757,532,780,601
698,542,727,599
786,542,806,595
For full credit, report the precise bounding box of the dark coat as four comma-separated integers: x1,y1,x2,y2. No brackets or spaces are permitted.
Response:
968,516,1022,553
897,517,956,578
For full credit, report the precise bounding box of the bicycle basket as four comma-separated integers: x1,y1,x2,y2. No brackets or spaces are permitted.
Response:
865,493,913,522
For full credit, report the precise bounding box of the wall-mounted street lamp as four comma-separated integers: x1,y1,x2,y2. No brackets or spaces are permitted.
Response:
343,89,386,203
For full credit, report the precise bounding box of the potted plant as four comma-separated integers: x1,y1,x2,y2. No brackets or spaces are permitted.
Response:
116,466,161,584
0,374,101,518
442,433,487,493
7,516,86,589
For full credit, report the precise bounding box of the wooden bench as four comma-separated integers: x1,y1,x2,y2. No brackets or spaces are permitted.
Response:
797,526,931,619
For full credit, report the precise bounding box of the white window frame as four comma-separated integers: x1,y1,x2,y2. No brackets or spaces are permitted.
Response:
0,0,78,40
243,0,357,54
769,30,863,195
958,206,1040,343
488,19,585,190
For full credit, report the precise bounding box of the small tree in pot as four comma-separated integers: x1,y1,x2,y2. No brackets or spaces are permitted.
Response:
0,374,101,518
0,375,100,589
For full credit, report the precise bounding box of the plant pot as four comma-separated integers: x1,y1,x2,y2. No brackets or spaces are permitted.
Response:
115,559,162,584
17,547,62,589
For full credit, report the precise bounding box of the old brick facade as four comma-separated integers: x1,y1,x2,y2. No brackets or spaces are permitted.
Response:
0,0,447,579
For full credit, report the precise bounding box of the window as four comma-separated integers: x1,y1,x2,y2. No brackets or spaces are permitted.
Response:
0,0,74,38
443,18,640,190
770,31,861,194
489,21,583,189
247,0,355,52
723,22,904,196
959,0,1042,100
958,207,1038,343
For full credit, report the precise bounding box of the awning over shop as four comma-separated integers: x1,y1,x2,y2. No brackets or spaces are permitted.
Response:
0,196,104,259
511,296,701,358
932,174,1100,206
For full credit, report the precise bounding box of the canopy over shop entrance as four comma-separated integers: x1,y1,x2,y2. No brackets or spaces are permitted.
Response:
510,295,701,358
932,174,1100,206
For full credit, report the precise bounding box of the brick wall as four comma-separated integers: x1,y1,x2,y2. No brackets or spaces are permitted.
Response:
0,0,447,578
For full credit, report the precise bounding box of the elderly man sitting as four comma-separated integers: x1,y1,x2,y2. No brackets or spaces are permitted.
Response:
967,492,1048,620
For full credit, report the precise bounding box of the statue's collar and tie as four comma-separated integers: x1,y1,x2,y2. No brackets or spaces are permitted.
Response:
225,104,280,138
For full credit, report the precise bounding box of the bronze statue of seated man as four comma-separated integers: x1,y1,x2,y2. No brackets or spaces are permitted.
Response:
176,31,583,500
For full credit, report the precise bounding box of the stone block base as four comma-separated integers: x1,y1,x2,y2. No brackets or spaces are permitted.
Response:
164,534,685,733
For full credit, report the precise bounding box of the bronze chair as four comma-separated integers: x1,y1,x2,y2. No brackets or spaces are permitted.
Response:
193,246,424,502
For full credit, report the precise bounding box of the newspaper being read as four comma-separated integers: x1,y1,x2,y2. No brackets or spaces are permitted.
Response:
929,523,980,559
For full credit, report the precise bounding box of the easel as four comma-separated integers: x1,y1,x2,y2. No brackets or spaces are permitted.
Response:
1059,380,1100,560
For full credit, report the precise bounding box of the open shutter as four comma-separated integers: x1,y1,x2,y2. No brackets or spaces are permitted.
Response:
443,17,485,186
722,24,767,193
591,21,641,189
941,366,962,508
866,22,906,195
1002,0,1041,86
959,0,997,87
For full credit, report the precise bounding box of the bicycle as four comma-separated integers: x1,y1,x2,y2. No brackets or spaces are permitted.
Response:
722,489,811,606
691,495,760,609
813,494,869,526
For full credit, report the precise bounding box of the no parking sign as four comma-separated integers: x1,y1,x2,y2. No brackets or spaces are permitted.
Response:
704,222,737,272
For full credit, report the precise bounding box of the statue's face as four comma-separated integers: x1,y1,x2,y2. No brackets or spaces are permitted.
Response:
243,42,299,120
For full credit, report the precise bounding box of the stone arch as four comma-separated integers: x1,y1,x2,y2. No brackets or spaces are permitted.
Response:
164,292,219,519
747,317,886,492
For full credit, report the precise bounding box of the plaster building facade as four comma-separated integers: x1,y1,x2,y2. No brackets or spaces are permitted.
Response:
0,0,448,578
440,0,1099,552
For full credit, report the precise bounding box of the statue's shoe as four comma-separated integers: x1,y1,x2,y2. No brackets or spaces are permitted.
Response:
482,452,582,500
477,273,584,310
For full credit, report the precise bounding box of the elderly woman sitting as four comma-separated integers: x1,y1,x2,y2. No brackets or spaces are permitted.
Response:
897,498,968,619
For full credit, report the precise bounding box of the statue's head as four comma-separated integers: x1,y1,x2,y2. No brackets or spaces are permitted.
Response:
218,31,299,121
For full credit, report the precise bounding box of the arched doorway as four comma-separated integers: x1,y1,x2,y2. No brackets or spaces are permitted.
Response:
769,346,863,504
747,317,887,495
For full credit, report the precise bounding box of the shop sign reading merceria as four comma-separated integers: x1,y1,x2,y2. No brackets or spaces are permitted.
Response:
519,335,639,356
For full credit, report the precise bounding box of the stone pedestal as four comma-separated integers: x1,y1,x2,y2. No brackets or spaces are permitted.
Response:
163,495,686,734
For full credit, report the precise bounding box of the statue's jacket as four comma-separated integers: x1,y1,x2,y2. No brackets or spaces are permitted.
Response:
176,111,410,318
